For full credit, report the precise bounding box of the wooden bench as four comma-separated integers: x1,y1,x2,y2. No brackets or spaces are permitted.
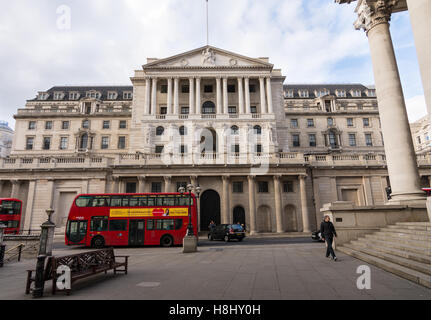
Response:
26,248,129,296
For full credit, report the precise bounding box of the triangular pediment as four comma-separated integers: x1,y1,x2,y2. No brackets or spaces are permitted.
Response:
143,46,273,69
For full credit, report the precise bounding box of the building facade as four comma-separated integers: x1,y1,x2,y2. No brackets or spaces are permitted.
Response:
4,46,431,234
411,116,431,154
0,121,13,158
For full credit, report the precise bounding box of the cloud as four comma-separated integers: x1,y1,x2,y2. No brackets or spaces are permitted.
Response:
0,0,425,129
406,95,428,123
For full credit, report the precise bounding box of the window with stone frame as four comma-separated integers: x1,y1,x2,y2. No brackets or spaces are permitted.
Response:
309,134,317,147
59,137,68,150
101,136,110,150
365,134,373,147
291,119,298,128
347,118,354,127
119,120,127,129
204,85,213,93
181,107,190,115
228,106,237,114
26,137,34,150
258,181,269,193
250,106,257,114
156,126,165,136
179,126,187,136
233,182,244,193
256,144,263,154
28,121,36,130
118,136,126,149
182,85,189,93
363,118,370,127
249,85,256,93
103,121,110,129
155,145,164,154
151,182,162,193
349,134,357,147
180,145,188,154
292,134,300,147
43,137,51,150
160,85,168,94
62,121,70,130
228,85,236,93
45,121,53,130
82,120,90,129
283,181,294,193
307,119,315,127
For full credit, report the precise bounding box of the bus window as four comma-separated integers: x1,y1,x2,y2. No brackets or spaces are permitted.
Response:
111,196,123,207
175,220,183,230
129,197,139,207
138,196,147,207
147,197,156,207
109,220,127,231
177,196,189,206
0,201,21,215
155,197,164,206
156,219,175,231
164,197,176,206
76,196,93,208
147,220,155,230
91,217,109,232
91,197,110,207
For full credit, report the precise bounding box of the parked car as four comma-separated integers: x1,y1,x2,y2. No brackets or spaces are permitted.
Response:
208,224,246,242
312,230,324,242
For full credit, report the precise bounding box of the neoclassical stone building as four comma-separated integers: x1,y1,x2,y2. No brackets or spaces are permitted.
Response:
3,46,431,234
0,121,13,158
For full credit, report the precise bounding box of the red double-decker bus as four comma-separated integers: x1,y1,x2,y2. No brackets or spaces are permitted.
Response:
0,198,23,235
65,193,198,248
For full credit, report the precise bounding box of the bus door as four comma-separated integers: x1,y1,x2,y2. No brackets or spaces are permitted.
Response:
129,220,145,246
67,220,88,244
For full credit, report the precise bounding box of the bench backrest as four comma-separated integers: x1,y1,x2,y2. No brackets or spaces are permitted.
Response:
53,248,116,274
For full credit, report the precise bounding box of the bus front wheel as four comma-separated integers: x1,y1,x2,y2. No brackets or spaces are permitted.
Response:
161,235,174,248
92,236,105,249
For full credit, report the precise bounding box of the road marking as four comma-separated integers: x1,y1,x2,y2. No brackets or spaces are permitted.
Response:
137,282,161,288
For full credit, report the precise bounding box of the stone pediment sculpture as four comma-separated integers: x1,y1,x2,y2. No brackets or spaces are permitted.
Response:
142,46,274,69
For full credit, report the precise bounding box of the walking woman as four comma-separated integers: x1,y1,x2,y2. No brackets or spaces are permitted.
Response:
320,215,338,261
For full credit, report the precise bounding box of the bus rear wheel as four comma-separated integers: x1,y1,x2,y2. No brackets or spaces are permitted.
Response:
92,236,105,249
161,235,174,248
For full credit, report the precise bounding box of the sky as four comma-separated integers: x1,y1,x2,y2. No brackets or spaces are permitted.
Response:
0,0,427,129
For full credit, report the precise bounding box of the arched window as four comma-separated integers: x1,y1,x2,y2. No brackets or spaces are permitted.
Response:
156,126,165,136
202,101,216,114
231,126,239,135
80,134,88,149
179,126,187,136
254,125,262,135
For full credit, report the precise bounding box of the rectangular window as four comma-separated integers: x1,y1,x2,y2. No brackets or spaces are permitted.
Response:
28,121,36,130
309,134,317,147
204,85,213,93
60,137,68,150
228,106,237,114
228,85,236,93
103,121,110,129
161,85,168,93
155,145,164,154
43,137,51,150
327,118,334,126
119,120,127,129
349,134,357,147
250,106,257,114
109,220,127,231
256,144,263,153
62,121,70,130
151,182,162,193
118,136,126,149
365,134,373,147
292,134,300,147
182,85,189,93
181,107,189,115
249,85,256,93
160,107,167,115
107,92,117,100
258,181,269,193
101,137,109,150
307,119,314,127
26,137,34,150
45,121,53,130
283,181,294,193
231,144,240,153
363,118,370,127
180,145,187,154
123,92,133,99
233,182,243,193
291,119,298,128
82,120,90,129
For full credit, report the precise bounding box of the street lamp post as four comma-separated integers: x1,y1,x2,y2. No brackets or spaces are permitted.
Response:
179,184,201,253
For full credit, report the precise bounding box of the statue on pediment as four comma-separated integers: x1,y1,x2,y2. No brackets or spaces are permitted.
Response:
202,48,216,66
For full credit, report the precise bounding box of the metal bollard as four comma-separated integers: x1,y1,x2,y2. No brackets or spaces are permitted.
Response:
32,255,47,298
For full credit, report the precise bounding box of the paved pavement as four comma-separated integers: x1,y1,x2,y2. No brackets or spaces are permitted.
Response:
1,236,430,300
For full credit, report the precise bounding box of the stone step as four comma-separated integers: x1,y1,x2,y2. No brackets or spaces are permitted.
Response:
356,237,431,256
343,243,431,276
351,240,431,265
393,223,431,231
381,227,431,237
365,233,431,248
374,230,431,242
338,246,431,289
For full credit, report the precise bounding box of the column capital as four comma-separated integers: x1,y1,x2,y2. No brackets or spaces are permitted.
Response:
222,175,230,181
248,175,256,181
11,179,21,185
273,175,283,181
299,175,308,180
354,0,396,33
137,175,147,182
164,176,172,182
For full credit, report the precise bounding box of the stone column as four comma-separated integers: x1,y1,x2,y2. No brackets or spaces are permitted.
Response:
266,77,274,114
0,181,4,197
195,77,201,115
167,78,173,115
273,175,284,233
138,176,146,193
189,78,195,115
259,77,267,114
299,175,311,233
174,77,180,115
145,77,151,115
164,176,172,193
23,180,36,232
245,77,251,114
406,0,431,124
238,77,245,114
223,77,229,114
247,176,257,235
10,180,21,199
112,177,120,194
353,0,424,202
222,176,230,224
216,77,222,115
151,78,158,116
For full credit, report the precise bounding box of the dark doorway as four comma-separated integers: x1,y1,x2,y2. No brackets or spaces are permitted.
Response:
200,190,221,231
129,220,145,246
233,206,246,226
